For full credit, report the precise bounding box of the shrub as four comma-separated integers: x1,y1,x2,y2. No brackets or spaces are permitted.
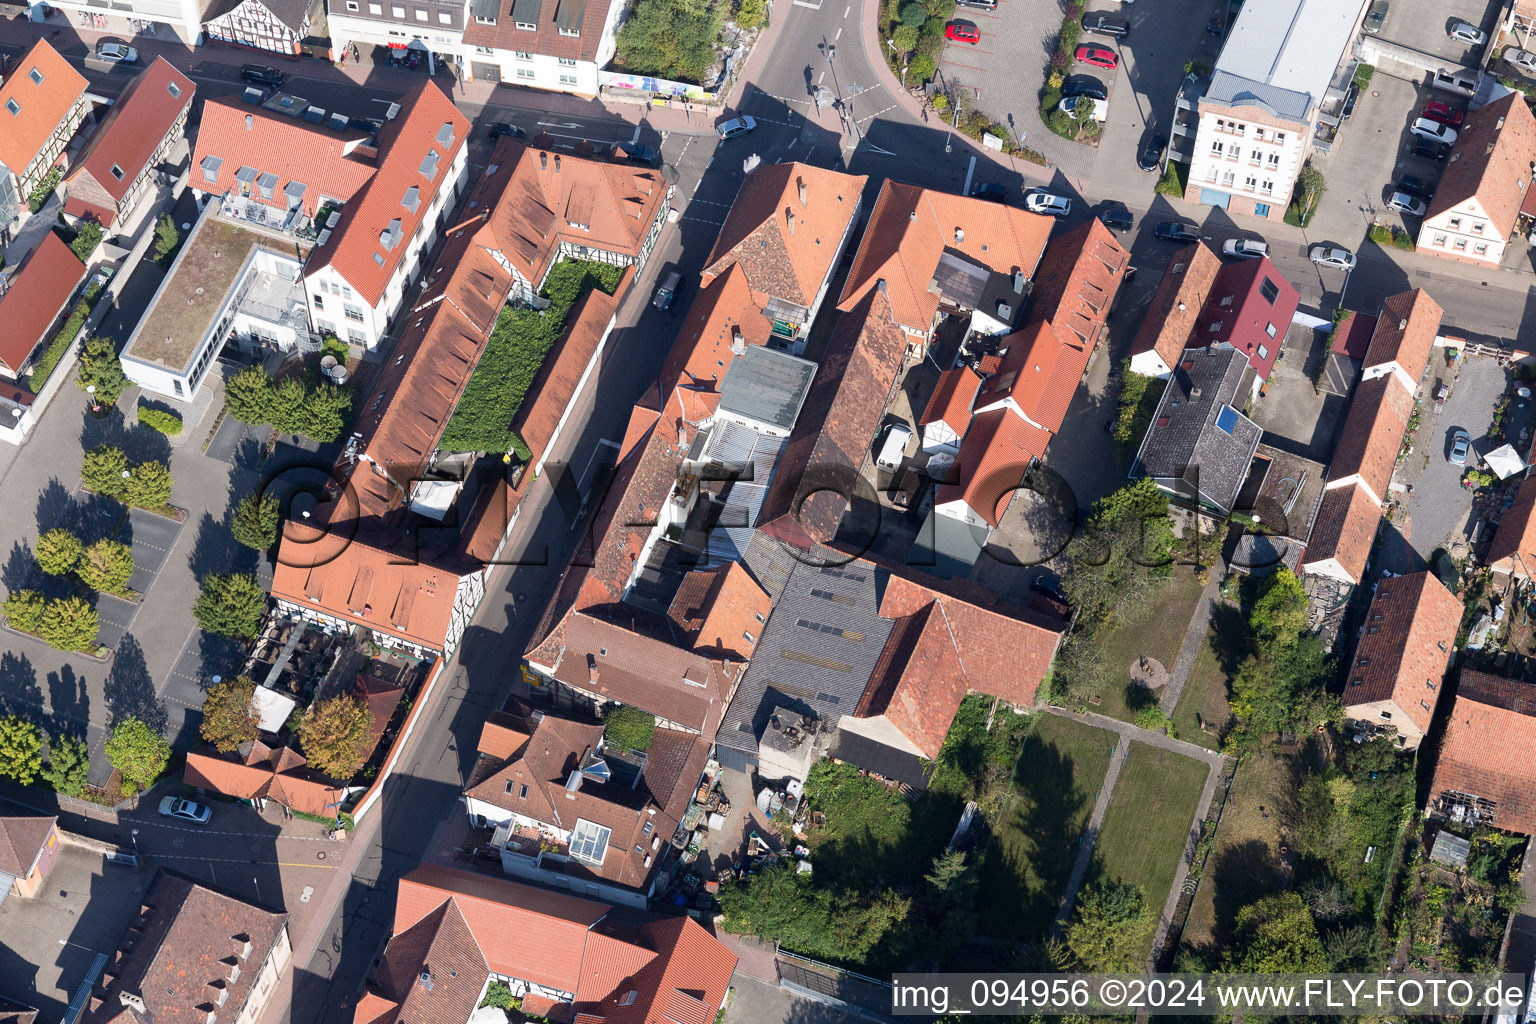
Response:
136,406,183,435
39,595,98,652
440,260,625,455
1353,63,1374,88
41,733,90,796
106,716,170,793
152,213,181,265
69,220,103,262
735,0,768,28
124,460,173,512
1156,160,1189,198
3,590,46,633
603,705,656,752
35,528,83,576
78,538,134,595
194,572,268,640
892,24,919,52
615,0,723,83
319,333,349,364
907,53,936,82
28,168,61,213
481,982,520,1011
0,716,43,785
28,282,101,394
899,2,925,26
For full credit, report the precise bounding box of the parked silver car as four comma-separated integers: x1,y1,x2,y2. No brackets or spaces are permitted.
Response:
1308,245,1356,270
159,796,212,824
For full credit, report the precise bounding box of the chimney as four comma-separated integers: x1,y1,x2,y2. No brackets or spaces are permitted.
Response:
119,993,147,1013
797,177,807,207
540,151,547,170
877,278,887,294
245,114,253,131
787,209,796,234
1012,270,1025,293
587,652,599,687
955,227,964,242
554,155,562,173
731,325,745,355
419,970,434,992
1399,318,1408,330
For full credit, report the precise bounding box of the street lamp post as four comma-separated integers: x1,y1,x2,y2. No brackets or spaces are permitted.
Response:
86,384,97,413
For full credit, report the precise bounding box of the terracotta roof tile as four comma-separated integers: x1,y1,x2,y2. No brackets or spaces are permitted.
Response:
1424,92,1536,240
83,870,287,1024
1430,669,1536,834
937,408,1051,525
353,992,399,1024
757,286,907,546
309,80,470,306
476,710,532,759
352,672,405,762
1342,571,1460,735
666,562,772,661
919,366,982,430
838,179,1053,331
1026,219,1129,348
646,264,771,427
0,816,54,877
1130,243,1221,371
372,899,488,1024
190,96,376,221
1489,474,1536,578
65,58,193,218
469,139,668,290
702,162,866,310
584,916,736,1024
855,605,966,758
0,231,85,377
1362,288,1443,384
1330,311,1378,360
1327,375,1413,503
975,320,1070,429
0,40,87,180
184,748,345,817
1301,483,1380,583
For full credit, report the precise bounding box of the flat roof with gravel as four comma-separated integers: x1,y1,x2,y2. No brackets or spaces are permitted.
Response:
123,213,308,374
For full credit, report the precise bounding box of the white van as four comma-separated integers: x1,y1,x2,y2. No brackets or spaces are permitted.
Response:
876,424,912,472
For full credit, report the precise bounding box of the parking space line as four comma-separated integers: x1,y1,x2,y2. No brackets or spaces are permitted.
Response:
942,59,988,72
843,4,848,14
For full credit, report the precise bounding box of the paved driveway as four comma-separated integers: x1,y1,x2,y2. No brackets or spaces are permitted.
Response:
124,507,182,593
1373,0,1499,66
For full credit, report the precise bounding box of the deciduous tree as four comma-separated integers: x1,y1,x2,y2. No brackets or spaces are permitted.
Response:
1225,891,1330,973
77,335,130,406
0,715,43,785
296,694,373,779
2,590,46,633
41,733,90,796
124,460,173,511
1063,881,1154,971
200,676,261,753
35,528,82,576
193,572,268,640
152,213,181,264
105,716,170,793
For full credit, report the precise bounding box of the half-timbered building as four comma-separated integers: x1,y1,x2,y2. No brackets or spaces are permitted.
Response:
203,0,319,55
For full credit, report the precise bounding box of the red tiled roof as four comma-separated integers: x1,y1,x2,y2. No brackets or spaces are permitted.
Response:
370,899,485,1024
461,0,621,63
666,562,772,662
918,366,982,430
1193,257,1298,380
757,286,907,547
61,197,116,224
855,605,966,758
1430,669,1536,834
1489,474,1536,578
645,263,770,430
1330,311,1378,360
477,710,532,759
190,96,376,220
583,916,736,1024
184,747,345,817
1129,243,1221,371
65,58,193,216
838,179,1053,331
0,816,54,877
937,408,1051,526
975,320,1071,430
310,79,470,306
469,139,668,291
1342,571,1460,735
873,566,1063,706
1026,219,1129,348
1424,92,1536,239
83,870,287,1024
352,672,405,762
352,991,400,1024
0,232,85,377
0,40,87,181
1302,483,1380,583
701,162,866,310
1362,289,1443,384
1327,375,1413,502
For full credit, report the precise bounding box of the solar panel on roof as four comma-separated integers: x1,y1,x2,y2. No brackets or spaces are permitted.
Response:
1216,405,1239,435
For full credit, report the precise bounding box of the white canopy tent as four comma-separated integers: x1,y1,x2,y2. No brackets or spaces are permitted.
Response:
1485,443,1525,480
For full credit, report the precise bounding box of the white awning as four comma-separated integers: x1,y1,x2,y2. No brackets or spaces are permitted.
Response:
1486,443,1525,480
251,686,297,733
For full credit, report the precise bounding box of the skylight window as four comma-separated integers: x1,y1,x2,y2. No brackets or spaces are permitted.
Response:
110,163,125,181
4,99,19,117
570,819,611,864
28,68,43,85
167,81,181,98
435,122,454,148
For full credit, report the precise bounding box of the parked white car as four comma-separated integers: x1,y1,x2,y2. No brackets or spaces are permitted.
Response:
95,41,138,63
1511,49,1536,74
1057,95,1109,122
1024,191,1072,216
1222,237,1269,259
1386,191,1427,216
1410,117,1457,145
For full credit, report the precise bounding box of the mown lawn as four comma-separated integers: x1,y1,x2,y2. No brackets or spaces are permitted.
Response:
1179,750,1293,953
1094,742,1209,960
803,761,961,891
1090,572,1208,724
1171,634,1233,751
977,714,1119,942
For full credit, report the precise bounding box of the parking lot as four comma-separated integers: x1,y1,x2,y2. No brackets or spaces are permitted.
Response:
1370,0,1499,66
1312,71,1459,243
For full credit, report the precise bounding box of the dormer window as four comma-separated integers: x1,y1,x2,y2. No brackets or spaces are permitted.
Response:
476,13,496,22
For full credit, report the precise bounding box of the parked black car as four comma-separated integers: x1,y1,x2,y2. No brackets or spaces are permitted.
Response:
1137,131,1167,172
618,141,660,165
241,64,285,88
1080,11,1129,37
1397,173,1435,199
1342,81,1360,120
970,182,1008,203
1154,222,1200,243
1413,137,1451,161
490,122,526,139
1062,75,1108,101
1030,576,1069,605
1098,204,1133,231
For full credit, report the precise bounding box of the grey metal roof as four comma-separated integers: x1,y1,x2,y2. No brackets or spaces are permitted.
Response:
510,0,540,22
829,726,929,789
1204,70,1311,121
701,420,785,565
553,0,585,30
471,0,498,17
717,345,816,432
1135,346,1262,514
907,507,985,579
1213,0,1364,109
716,559,892,759
1230,533,1303,574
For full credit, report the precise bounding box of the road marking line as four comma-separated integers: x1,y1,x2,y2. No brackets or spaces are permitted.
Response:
844,4,849,14
682,215,726,225
686,197,734,206
857,102,898,125
835,26,842,39
792,0,822,8
818,71,826,84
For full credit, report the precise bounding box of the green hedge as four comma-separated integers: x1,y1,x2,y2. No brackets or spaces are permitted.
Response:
1156,161,1189,198
28,168,61,214
27,282,101,394
137,406,183,435
438,260,626,457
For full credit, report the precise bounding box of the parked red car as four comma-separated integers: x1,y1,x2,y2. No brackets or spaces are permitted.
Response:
945,21,980,43
1075,44,1119,69
1422,99,1465,126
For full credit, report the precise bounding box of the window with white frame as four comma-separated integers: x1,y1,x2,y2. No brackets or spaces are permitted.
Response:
1221,169,1235,186
570,819,611,863
1266,152,1279,168
415,8,427,19
558,25,578,35
516,19,536,28
1244,175,1256,190
346,0,357,8
1210,140,1223,156
391,5,404,15
370,2,382,11
344,304,365,322
559,73,577,84
1206,166,1218,182
1261,180,1273,195
513,50,532,58
1433,234,1447,246
475,45,493,53
557,57,576,65
1475,243,1488,254
1454,238,1467,250
439,10,450,21
517,67,535,78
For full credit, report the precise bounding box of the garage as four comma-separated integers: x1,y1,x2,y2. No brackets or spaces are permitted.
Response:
472,61,501,82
